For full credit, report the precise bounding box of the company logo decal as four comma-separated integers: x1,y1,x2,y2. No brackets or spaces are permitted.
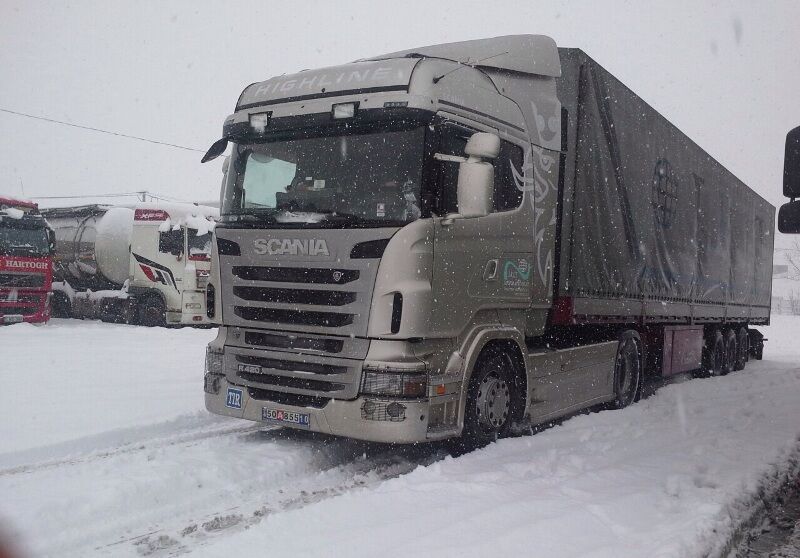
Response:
0,259,49,271
133,253,178,291
226,388,243,409
253,238,330,257
503,258,532,292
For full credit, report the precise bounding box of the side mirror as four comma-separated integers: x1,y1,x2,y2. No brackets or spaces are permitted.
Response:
784,126,800,198
201,138,229,163
780,126,800,234
779,200,800,234
48,228,56,254
455,133,499,219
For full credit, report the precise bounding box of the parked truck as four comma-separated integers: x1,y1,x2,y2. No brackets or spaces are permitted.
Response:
0,196,54,324
44,202,218,326
201,35,774,446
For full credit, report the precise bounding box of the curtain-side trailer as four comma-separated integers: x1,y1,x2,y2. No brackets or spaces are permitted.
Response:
201,35,774,447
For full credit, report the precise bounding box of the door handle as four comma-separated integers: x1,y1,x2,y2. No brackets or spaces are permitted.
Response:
484,259,499,281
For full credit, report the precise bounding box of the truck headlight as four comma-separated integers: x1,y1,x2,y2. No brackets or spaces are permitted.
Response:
360,368,427,398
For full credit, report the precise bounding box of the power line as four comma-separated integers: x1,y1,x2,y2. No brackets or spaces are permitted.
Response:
0,107,206,153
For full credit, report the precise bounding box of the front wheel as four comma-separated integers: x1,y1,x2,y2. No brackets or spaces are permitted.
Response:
461,349,518,449
136,294,166,327
609,331,642,409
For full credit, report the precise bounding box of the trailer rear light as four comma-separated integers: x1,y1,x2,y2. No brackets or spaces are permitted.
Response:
360,369,426,398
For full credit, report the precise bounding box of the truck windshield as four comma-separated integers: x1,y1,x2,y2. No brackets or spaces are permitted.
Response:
0,223,50,257
187,228,212,261
222,127,425,227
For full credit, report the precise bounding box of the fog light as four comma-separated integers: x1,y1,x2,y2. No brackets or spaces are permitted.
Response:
362,400,376,416
386,402,406,418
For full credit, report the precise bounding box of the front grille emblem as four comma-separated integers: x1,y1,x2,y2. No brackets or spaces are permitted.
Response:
332,271,343,282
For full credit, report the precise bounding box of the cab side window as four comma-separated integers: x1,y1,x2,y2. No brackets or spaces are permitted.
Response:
435,123,525,214
494,141,524,211
159,228,183,256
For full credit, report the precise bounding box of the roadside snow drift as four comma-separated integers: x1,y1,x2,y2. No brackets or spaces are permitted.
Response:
0,317,798,557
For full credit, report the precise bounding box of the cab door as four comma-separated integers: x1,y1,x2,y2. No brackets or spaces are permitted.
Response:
429,119,534,336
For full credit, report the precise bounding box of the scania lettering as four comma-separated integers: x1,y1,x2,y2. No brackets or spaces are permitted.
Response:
0,196,54,325
253,238,330,256
202,35,774,446
44,202,218,326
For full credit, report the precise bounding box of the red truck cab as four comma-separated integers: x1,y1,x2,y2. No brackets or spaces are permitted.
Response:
0,196,54,324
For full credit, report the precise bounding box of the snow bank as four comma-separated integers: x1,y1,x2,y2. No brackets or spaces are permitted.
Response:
197,316,800,558
0,320,215,455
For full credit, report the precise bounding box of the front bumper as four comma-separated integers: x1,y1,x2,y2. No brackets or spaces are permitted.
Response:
205,375,431,443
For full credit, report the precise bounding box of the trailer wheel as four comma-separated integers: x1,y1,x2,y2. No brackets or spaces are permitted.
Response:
609,331,642,409
137,295,166,327
700,330,726,377
723,329,737,375
461,347,517,449
735,327,749,371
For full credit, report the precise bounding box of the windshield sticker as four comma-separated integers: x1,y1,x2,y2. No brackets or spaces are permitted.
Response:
376,203,385,217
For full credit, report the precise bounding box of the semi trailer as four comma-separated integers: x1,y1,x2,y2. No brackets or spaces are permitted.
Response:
201,35,774,446
0,196,54,324
44,202,218,326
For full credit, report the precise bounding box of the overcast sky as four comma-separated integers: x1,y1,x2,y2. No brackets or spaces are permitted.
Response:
2,0,799,244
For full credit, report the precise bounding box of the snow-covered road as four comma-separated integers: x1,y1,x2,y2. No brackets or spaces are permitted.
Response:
1,317,799,557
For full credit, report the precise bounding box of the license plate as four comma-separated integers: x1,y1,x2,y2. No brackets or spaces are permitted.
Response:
237,363,262,375
2,315,23,324
262,407,311,428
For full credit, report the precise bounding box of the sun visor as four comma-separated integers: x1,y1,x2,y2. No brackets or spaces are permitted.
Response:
237,58,419,110
363,35,561,78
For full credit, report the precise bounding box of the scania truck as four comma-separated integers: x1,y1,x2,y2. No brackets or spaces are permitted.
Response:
0,196,54,325
202,35,774,446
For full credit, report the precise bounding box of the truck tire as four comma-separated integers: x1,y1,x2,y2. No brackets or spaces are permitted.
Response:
50,291,71,319
701,330,726,377
137,295,166,327
461,347,518,449
735,327,749,371
723,329,737,375
609,331,642,409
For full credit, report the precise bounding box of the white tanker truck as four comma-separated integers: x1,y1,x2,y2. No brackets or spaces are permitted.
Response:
43,202,218,326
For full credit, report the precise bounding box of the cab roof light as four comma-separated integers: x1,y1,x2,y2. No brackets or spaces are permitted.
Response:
332,102,358,120
249,111,272,134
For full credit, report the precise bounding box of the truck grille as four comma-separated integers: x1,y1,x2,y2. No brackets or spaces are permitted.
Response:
232,266,359,284
0,305,39,316
0,273,44,288
234,306,354,327
225,346,363,399
233,286,356,306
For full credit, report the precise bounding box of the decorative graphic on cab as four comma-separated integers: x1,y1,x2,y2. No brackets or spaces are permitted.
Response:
133,253,178,291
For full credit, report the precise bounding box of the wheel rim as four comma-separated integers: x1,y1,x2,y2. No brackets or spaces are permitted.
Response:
475,373,510,431
713,340,724,374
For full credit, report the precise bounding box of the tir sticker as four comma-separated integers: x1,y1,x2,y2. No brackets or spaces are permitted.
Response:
225,387,243,409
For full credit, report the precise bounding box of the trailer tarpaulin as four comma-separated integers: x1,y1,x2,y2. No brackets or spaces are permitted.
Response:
556,49,773,316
